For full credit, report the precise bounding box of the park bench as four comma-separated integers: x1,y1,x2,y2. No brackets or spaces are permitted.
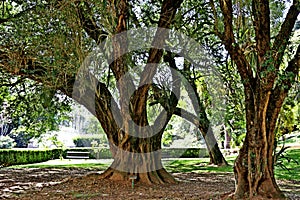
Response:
66,151,90,159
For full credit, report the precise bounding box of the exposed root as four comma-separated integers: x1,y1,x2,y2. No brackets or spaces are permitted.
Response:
98,167,176,185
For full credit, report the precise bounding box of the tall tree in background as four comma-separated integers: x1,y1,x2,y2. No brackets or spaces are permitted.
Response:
210,0,300,198
168,0,228,165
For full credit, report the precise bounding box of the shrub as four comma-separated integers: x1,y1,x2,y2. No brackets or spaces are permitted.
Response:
0,136,16,149
162,148,208,158
73,135,106,147
0,149,61,167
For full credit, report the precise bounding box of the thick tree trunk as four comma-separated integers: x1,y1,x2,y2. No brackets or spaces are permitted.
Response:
234,141,284,199
100,136,176,184
233,91,285,199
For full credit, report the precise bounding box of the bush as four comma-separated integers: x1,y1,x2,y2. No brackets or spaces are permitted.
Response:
0,136,16,149
0,149,61,167
162,148,208,158
10,132,33,148
73,135,106,147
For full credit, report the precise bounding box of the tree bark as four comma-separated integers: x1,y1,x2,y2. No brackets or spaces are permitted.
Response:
0,0,184,185
212,0,300,198
233,90,284,199
100,134,176,184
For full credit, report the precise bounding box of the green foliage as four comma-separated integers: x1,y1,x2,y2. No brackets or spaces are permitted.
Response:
0,149,61,167
275,146,299,172
0,135,15,149
82,117,105,135
0,70,72,141
161,115,201,148
91,140,108,159
230,132,246,148
73,135,107,147
162,131,173,147
88,148,111,159
275,85,300,141
161,148,209,158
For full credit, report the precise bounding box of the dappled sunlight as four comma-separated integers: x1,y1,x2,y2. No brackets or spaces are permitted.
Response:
0,156,299,199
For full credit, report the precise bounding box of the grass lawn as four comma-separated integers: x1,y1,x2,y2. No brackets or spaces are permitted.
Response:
275,149,300,181
10,159,111,171
10,149,300,181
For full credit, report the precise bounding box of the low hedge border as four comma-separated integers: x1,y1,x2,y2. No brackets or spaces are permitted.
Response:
0,148,209,167
0,148,61,167
63,148,209,159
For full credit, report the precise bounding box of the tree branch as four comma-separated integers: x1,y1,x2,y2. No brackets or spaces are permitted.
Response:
209,0,222,39
174,107,201,128
268,43,300,136
131,0,183,120
138,0,183,87
252,0,270,65
109,0,130,81
218,0,254,87
272,0,300,70
0,47,121,145
75,2,108,44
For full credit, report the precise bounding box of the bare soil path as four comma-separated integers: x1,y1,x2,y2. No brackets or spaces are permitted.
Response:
0,167,299,199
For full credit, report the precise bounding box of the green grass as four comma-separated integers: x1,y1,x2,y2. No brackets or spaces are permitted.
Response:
164,157,235,173
8,149,300,181
275,149,300,181
10,159,110,171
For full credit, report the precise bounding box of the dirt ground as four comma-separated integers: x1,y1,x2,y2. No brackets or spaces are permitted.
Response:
0,167,299,200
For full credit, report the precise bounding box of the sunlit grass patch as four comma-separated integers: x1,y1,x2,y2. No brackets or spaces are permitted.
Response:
275,149,300,181
9,159,110,170
163,158,234,173
6,149,300,182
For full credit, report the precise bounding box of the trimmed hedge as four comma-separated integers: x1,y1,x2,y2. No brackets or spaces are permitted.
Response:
0,149,61,167
0,148,209,167
63,148,208,159
162,148,209,158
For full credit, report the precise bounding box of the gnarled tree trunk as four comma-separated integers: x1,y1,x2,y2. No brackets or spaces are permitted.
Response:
100,135,176,184
234,91,284,199
211,0,300,198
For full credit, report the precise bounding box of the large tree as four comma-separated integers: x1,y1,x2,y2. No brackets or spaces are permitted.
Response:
210,0,300,198
0,0,227,182
0,0,229,177
0,0,184,183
